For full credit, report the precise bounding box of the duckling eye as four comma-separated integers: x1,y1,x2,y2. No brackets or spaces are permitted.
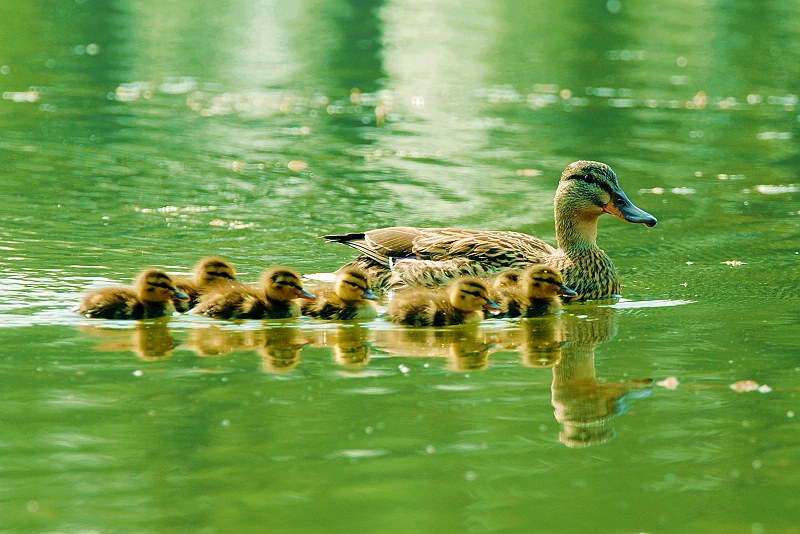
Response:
462,290,485,299
344,280,365,290
211,271,234,279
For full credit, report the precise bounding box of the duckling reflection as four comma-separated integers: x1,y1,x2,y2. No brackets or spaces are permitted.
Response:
185,326,260,357
256,326,309,373
549,306,652,448
303,324,374,368
373,324,494,371
77,322,175,361
495,316,567,368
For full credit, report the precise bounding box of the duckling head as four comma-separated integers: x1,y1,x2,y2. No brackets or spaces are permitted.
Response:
260,266,316,303
136,269,189,303
557,161,657,230
335,267,378,303
522,265,578,300
194,256,236,286
449,277,501,313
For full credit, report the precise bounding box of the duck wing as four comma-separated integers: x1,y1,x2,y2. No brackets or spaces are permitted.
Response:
324,226,554,268
412,228,555,267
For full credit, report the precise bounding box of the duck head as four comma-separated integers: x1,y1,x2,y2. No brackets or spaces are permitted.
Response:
261,266,316,303
449,277,501,313
522,265,578,299
194,256,236,286
557,160,657,224
136,269,189,303
335,267,378,302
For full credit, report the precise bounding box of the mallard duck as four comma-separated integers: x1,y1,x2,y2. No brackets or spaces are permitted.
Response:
192,266,315,319
495,265,577,317
301,267,379,320
387,276,501,326
322,160,657,299
174,256,237,312
76,269,189,319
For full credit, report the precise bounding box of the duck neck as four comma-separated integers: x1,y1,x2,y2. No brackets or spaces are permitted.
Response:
555,208,600,252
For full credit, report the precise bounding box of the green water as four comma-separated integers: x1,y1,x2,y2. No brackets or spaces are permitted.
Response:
2,1,799,532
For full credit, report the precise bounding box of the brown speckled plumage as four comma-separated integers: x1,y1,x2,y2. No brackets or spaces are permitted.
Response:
192,266,313,320
494,265,577,318
174,256,237,313
76,269,186,319
387,277,498,326
323,161,657,300
301,267,378,320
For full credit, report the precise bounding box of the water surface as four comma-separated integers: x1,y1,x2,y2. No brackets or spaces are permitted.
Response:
1,1,799,532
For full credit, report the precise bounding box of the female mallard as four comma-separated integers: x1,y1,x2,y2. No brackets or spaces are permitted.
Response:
493,265,577,318
192,266,315,319
387,276,501,326
76,269,189,319
301,267,379,320
174,256,237,312
322,160,657,299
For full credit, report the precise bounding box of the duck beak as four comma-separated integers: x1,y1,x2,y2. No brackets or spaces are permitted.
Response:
483,298,502,312
558,284,578,297
299,288,316,300
604,189,657,227
173,289,190,301
362,288,379,301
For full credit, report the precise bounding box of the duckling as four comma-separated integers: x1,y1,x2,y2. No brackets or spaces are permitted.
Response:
387,276,501,326
322,160,657,299
301,267,379,320
174,256,237,312
498,265,578,318
76,269,189,319
192,266,315,319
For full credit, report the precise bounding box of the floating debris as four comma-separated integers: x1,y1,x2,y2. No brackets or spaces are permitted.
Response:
515,168,542,177
721,260,746,266
656,376,680,390
730,380,771,393
754,184,798,195
287,160,308,173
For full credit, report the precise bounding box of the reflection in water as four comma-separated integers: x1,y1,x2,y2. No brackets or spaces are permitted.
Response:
310,324,374,369
549,307,653,448
78,321,175,360
373,324,493,372
496,316,567,368
185,325,309,373
258,326,308,373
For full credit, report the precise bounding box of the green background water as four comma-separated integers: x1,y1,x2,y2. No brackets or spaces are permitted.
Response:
1,1,799,532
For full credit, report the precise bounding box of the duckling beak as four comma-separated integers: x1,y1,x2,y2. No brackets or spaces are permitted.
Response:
173,289,190,301
362,288,379,301
604,190,658,227
299,288,316,300
558,284,578,297
483,298,502,312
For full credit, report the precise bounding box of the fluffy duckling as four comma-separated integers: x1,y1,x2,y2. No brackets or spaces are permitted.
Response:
76,269,189,319
174,256,237,312
498,265,577,318
387,276,501,326
192,266,315,319
301,267,379,320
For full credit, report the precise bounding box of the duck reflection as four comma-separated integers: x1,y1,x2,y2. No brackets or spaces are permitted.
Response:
305,324,374,369
495,316,567,368
373,324,493,371
185,325,257,357
184,325,309,373
257,326,308,373
78,321,175,360
549,305,653,448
